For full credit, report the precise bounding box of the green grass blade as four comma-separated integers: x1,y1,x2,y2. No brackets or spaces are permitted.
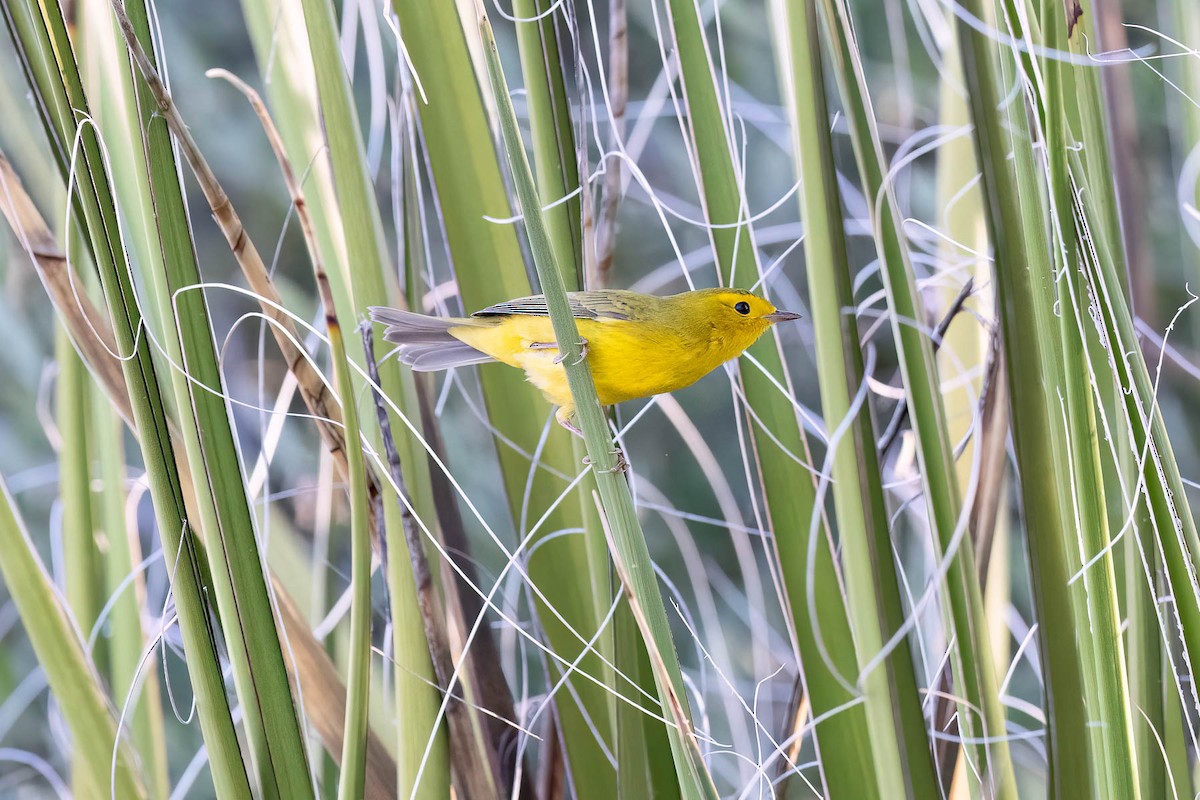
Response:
55,321,107,796
815,1,1016,793
667,0,902,796
780,7,934,796
286,1,453,794
325,301,374,800
389,3,618,795
510,5,622,795
0,1,253,793
512,0,583,282
1037,4,1138,796
953,3,1095,794
92,388,170,799
56,324,102,652
768,0,892,796
481,15,718,799
613,597,681,799
117,2,316,792
0,474,146,798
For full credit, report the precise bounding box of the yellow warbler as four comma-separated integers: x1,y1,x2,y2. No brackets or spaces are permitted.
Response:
370,288,800,433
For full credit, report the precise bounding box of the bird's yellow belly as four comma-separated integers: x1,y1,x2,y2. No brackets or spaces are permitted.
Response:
450,316,718,409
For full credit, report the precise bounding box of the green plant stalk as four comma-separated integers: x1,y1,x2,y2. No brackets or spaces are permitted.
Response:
817,2,1016,794
109,1,317,793
387,5,617,795
1057,8,1197,796
666,4,880,792
614,597,681,799
1040,2,1138,796
93,391,170,799
512,1,619,792
55,322,104,797
659,5,779,744
779,0,956,790
56,324,101,648
481,16,718,799
1126,523,1164,800
0,475,145,798
321,294,374,800
1073,159,1200,766
291,1,450,794
662,0,751,286
0,2,253,793
512,0,583,281
772,0,902,796
77,0,168,345
1159,648,1192,800
1058,8,1171,794
954,2,1095,794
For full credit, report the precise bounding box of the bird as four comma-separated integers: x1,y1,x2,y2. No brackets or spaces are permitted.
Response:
369,287,801,435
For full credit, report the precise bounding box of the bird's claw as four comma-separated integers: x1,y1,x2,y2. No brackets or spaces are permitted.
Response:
582,448,628,474
554,338,589,365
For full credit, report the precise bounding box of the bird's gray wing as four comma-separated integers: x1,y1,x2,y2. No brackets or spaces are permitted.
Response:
472,291,637,320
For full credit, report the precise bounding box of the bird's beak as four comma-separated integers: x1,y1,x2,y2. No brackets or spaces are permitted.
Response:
765,310,802,323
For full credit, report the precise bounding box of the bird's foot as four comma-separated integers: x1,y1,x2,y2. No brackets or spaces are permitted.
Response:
582,448,628,474
553,338,589,365
556,409,583,437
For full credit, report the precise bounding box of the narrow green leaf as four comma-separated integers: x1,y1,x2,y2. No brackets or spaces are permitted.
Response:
0,1,253,792
954,2,1095,794
326,303,374,800
1038,2,1138,795
288,0,452,794
56,324,102,647
0,474,145,799
92,387,170,799
816,0,1016,793
511,4,619,795
389,4,618,797
481,15,718,799
110,1,317,792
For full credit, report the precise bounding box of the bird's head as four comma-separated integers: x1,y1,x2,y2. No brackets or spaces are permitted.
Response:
672,288,802,352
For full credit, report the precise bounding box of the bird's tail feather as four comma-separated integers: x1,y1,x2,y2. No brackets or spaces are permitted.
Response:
368,306,495,372
399,341,495,371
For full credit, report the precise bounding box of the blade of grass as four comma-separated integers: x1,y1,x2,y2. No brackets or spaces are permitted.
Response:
1038,3,1138,796
56,323,102,653
510,4,621,794
321,267,373,800
669,0,871,783
259,0,458,792
110,2,317,792
0,473,145,798
817,0,1017,793
513,0,582,281
55,320,106,797
954,2,1096,794
0,3,253,793
0,146,399,797
757,5,890,797
482,14,719,799
92,384,170,799
772,0,960,796
613,595,681,800
389,3,621,796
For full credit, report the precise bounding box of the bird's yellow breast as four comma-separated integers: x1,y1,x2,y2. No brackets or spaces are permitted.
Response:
449,315,737,410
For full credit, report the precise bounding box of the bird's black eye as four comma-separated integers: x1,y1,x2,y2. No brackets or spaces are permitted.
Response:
734,301,751,315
